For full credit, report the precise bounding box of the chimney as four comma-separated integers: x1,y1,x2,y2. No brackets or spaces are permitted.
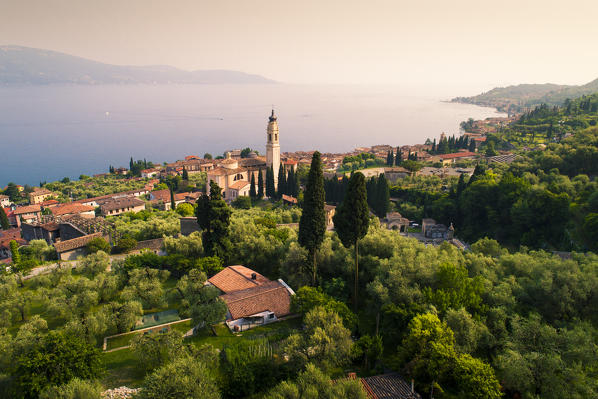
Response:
251,273,257,280
411,379,414,393
347,372,357,380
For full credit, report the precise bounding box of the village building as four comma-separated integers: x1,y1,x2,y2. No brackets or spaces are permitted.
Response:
207,110,283,201
13,205,42,227
422,218,455,240
53,232,107,261
148,189,193,210
0,228,26,260
100,197,145,216
207,265,295,331
28,188,55,205
383,212,410,232
50,203,96,219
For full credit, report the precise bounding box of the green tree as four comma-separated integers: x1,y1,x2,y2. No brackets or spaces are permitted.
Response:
203,153,213,160
258,170,264,199
4,183,20,202
130,330,184,372
78,251,110,278
298,151,326,286
352,334,383,371
13,331,102,399
277,164,287,198
284,306,352,372
266,363,366,399
0,207,10,230
196,181,232,260
121,267,170,309
85,237,110,255
175,202,195,216
169,186,176,210
112,235,138,254
266,166,276,198
182,167,189,180
333,172,369,308
372,174,390,217
249,173,257,199
136,356,220,399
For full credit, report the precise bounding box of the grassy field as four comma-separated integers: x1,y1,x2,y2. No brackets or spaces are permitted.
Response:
102,317,302,389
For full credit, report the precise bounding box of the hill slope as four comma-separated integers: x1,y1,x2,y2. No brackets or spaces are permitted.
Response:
0,45,276,85
452,78,598,113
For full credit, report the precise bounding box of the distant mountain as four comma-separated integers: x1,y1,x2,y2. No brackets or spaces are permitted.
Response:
0,45,276,85
452,78,598,114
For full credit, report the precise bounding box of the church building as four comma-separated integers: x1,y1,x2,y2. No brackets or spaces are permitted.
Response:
207,110,281,201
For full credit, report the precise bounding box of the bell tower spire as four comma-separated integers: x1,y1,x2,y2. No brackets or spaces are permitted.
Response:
266,109,280,190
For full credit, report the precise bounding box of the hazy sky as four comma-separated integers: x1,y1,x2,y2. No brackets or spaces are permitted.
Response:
2,0,598,94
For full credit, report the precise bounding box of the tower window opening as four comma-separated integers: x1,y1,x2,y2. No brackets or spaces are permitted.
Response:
275,134,278,141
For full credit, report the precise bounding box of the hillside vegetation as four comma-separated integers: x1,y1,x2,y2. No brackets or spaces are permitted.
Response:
453,77,598,113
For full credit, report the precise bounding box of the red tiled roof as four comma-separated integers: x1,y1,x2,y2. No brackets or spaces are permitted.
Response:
282,194,297,204
50,203,95,217
220,280,292,320
100,197,145,212
229,181,250,190
13,205,41,215
53,232,104,253
208,265,269,293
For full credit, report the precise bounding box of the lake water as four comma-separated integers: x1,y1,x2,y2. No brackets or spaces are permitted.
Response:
0,84,504,186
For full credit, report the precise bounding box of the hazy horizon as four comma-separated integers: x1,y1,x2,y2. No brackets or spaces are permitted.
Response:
2,0,598,95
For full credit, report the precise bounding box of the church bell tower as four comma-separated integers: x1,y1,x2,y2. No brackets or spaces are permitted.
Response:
266,109,281,189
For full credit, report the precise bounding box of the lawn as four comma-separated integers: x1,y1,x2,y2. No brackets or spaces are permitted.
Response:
101,348,145,389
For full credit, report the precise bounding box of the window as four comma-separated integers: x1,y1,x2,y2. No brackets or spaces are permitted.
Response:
269,313,275,319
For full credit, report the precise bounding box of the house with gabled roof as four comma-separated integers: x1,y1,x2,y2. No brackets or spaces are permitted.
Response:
207,265,295,331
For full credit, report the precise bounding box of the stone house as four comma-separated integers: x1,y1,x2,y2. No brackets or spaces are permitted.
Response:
53,232,106,261
422,218,455,239
13,205,42,227
28,188,55,205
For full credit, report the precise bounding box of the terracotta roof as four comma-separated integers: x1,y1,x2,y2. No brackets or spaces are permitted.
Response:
13,205,41,215
40,199,60,207
208,167,243,176
0,195,8,199
100,197,145,212
229,181,250,190
220,280,292,320
53,232,103,253
437,152,477,160
208,265,269,293
361,373,420,399
282,194,297,204
51,203,95,217
324,204,336,211
30,188,53,196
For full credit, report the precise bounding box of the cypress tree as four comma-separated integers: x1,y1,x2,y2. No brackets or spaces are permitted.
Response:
298,151,326,286
395,148,402,166
289,168,299,197
196,181,232,261
333,172,369,309
170,186,176,211
257,170,264,199
249,173,257,199
277,164,287,198
0,207,10,230
182,167,189,180
374,174,390,217
129,157,134,171
266,166,275,198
